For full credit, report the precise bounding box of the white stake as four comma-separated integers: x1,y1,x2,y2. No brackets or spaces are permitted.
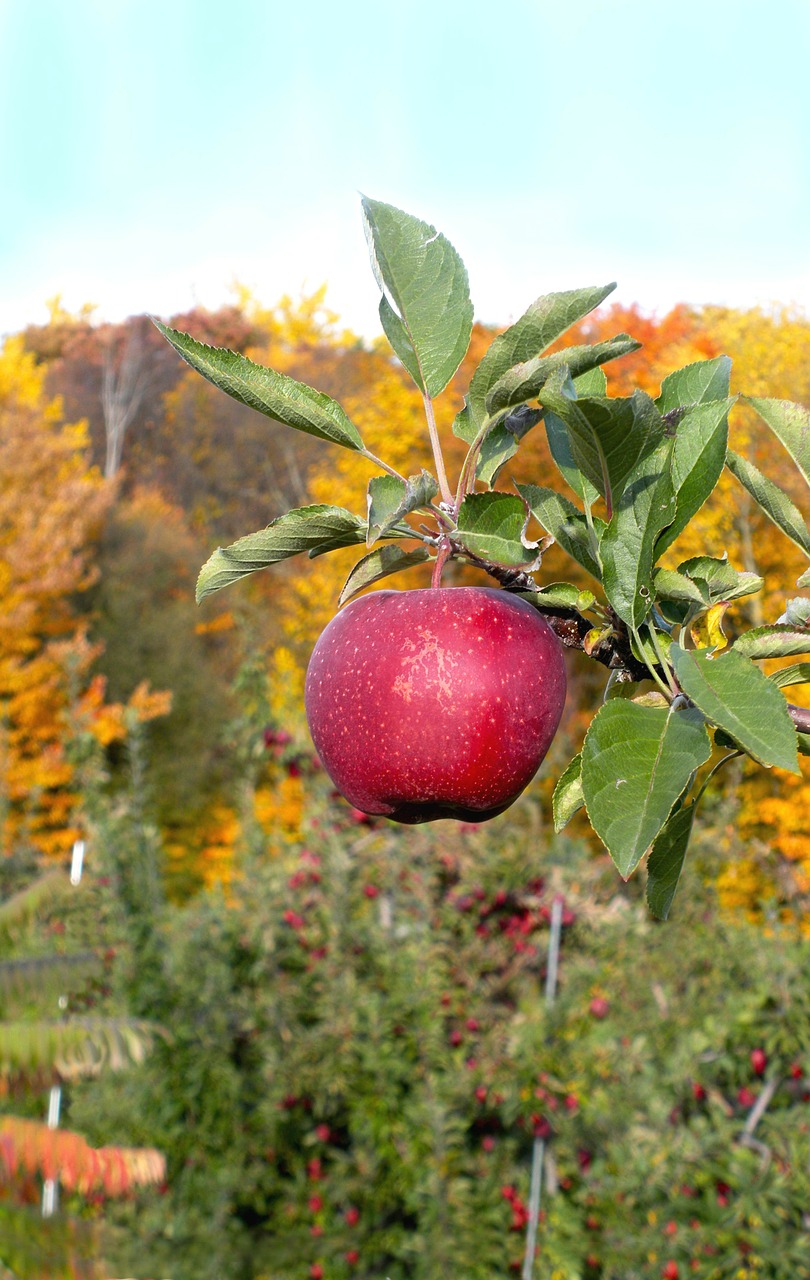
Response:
43,840,85,1217
522,894,564,1280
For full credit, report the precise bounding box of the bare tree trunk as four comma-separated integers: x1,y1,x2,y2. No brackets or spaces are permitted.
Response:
102,331,147,480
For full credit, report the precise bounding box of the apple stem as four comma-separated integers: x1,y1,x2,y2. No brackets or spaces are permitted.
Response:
422,393,455,510
431,539,452,588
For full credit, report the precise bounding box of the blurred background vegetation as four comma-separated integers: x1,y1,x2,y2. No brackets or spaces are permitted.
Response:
2,291,810,1278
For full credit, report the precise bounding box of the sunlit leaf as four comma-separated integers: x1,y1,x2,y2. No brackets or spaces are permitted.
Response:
362,197,473,397
670,646,800,773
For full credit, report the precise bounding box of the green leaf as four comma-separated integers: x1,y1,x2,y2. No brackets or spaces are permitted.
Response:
573,365,608,397
0,1018,161,1080
656,355,732,412
799,732,810,756
553,754,584,832
475,405,543,489
366,471,437,545
544,410,600,507
455,492,539,568
581,701,711,878
769,662,810,690
538,368,666,511
379,294,423,389
677,554,763,603
196,505,366,602
732,625,810,660
0,951,101,1001
153,322,364,451
746,397,810,490
779,597,810,626
646,803,695,920
362,197,473,397
533,582,596,610
338,544,430,607
653,568,707,607
670,646,800,773
516,483,604,580
600,440,677,628
461,283,617,432
484,335,640,416
798,565,810,588
725,449,810,556
655,399,734,555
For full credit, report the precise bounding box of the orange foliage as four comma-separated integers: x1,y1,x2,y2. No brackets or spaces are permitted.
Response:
0,1117,165,1198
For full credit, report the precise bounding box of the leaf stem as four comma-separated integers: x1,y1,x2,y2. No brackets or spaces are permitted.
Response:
694,750,743,805
648,623,678,696
422,394,454,509
454,413,494,509
359,449,408,484
632,626,674,701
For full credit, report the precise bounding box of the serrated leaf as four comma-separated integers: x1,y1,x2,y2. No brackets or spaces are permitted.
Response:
656,355,732,412
600,439,677,628
538,368,666,512
646,803,695,920
379,294,422,388
338,544,430,607
769,662,810,690
544,410,600,507
462,283,617,432
726,449,810,556
553,755,584,832
154,322,364,451
485,335,641,416
655,399,734,555
573,365,608,397
516,483,603,580
362,197,472,397
653,568,707,607
670,646,800,773
732,625,810,660
677,554,763,603
746,397,810,490
778,597,810,626
475,405,543,488
455,492,539,568
581,701,711,879
366,471,437,545
196,505,366,602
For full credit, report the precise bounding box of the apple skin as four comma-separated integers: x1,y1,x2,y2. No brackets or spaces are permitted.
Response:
304,586,567,824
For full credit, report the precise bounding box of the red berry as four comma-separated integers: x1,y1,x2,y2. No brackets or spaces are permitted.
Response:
691,1081,706,1102
314,1124,331,1143
791,1062,804,1079
362,884,380,898
737,1086,757,1108
466,1017,480,1033
345,1206,360,1226
482,1135,495,1152
346,1251,359,1266
449,1029,463,1047
589,996,610,1019
750,1047,767,1076
475,1086,488,1104
662,1263,679,1280
310,1267,323,1280
564,1093,579,1112
308,1195,323,1213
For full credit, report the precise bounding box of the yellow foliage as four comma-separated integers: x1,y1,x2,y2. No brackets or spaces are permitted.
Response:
282,371,431,659
0,336,115,856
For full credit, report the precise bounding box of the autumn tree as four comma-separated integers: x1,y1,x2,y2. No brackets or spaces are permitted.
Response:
0,337,111,857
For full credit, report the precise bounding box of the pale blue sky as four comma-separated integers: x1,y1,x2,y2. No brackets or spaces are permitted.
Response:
2,0,809,338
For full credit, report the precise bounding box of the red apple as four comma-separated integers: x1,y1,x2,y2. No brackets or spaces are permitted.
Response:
305,587,567,823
